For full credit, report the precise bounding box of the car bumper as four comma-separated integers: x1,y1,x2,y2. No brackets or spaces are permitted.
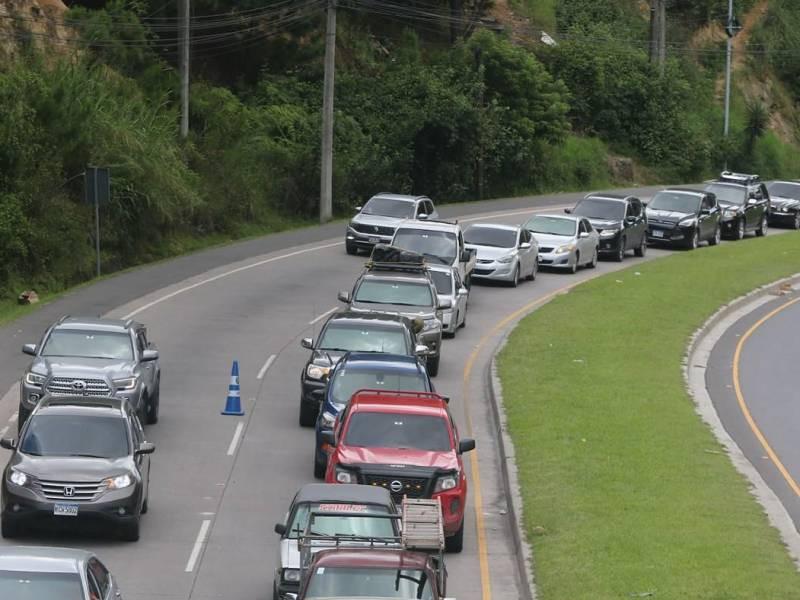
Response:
417,329,442,356
19,382,44,412
345,227,394,249
537,251,573,268
647,225,686,244
300,376,327,412
440,309,457,334
275,579,299,600
471,261,517,281
597,235,622,253
768,210,796,224
433,487,467,536
720,217,740,234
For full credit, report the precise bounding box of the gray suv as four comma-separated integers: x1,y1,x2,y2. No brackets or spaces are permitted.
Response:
345,193,438,255
20,317,161,429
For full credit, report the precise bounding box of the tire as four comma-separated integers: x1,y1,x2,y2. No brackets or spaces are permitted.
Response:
569,253,578,274
345,241,358,255
756,214,768,237
459,311,467,329
614,238,626,262
17,404,31,434
587,248,598,269
526,259,537,281
298,401,317,428
634,236,646,257
793,212,800,230
120,517,140,542
445,520,464,553
735,218,745,240
142,493,149,515
509,264,520,288
685,228,699,250
314,453,327,479
427,354,440,377
709,226,721,246
146,381,160,425
1,516,21,539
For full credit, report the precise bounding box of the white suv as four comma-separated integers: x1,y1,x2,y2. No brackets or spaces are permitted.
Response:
390,220,477,287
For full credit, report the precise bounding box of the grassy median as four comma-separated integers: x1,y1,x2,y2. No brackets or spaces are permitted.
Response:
498,233,800,599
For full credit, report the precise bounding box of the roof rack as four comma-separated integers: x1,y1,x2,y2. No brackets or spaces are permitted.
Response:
366,244,429,274
719,171,760,185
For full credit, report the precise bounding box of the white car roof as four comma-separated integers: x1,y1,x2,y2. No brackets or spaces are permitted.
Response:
0,546,92,573
463,222,518,232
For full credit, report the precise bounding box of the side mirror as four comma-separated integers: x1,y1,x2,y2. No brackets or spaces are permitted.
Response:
459,250,471,262
320,430,336,448
417,213,428,220
578,232,590,239
438,298,452,310
519,242,532,249
274,522,287,536
457,287,469,296
625,216,636,224
747,197,758,205
563,208,572,214
354,205,362,212
141,349,159,362
415,344,430,356
458,438,476,454
0,438,17,451
440,395,450,404
22,344,36,356
301,338,313,350
337,291,351,304
135,441,156,456
700,208,711,215
642,201,649,208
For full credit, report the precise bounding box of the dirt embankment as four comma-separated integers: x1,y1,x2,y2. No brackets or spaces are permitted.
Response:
0,0,73,60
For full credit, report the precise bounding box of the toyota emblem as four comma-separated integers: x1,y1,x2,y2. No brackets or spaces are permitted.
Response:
63,486,75,497
389,480,403,493
72,380,87,391
373,226,380,233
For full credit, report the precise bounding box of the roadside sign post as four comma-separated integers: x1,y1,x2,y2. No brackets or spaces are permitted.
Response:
85,166,111,277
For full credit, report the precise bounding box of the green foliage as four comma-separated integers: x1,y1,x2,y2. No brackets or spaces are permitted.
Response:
751,0,800,99
556,0,644,34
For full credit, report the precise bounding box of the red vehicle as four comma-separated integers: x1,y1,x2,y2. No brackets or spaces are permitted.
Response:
322,390,475,552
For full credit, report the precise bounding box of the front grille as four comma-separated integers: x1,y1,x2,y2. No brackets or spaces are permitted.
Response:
36,478,106,502
363,475,430,502
538,246,554,253
46,377,111,396
352,223,395,236
648,219,676,228
477,259,493,265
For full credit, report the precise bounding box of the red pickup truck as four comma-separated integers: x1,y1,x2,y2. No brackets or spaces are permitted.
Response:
322,390,475,552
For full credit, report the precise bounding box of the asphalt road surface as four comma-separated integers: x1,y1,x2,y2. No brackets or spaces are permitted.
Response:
706,290,800,531
0,186,677,600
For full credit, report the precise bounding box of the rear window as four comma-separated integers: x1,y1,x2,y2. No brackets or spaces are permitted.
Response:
463,226,517,248
330,368,428,406
286,502,396,539
0,571,85,599
344,412,451,452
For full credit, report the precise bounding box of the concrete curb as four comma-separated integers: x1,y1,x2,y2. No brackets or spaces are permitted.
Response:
684,272,800,570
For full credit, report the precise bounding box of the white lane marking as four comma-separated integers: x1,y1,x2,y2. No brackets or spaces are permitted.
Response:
256,354,276,380
309,307,338,326
123,241,342,319
0,426,8,438
226,422,245,456
184,519,211,573
9,413,18,424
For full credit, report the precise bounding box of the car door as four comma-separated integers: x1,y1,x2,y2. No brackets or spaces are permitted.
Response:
134,328,155,394
131,414,150,495
746,185,766,228
426,200,439,220
629,198,646,247
87,557,112,600
452,270,467,324
699,194,716,239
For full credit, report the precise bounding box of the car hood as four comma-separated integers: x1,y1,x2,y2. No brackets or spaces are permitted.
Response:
351,213,406,228
11,453,132,481
584,218,622,231
338,446,458,471
349,303,435,320
770,196,800,210
30,356,134,379
646,208,692,223
530,232,576,247
464,244,515,261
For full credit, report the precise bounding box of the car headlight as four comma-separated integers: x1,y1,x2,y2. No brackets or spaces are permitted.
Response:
104,473,133,490
335,466,355,484
283,568,301,583
599,229,620,238
724,208,739,218
434,473,459,493
422,318,440,332
306,364,330,380
8,469,30,487
555,243,576,254
496,253,516,264
24,372,46,388
679,217,697,226
113,376,138,391
320,410,336,427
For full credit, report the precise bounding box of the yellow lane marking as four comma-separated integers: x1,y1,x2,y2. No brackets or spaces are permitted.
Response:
462,281,580,599
732,295,800,498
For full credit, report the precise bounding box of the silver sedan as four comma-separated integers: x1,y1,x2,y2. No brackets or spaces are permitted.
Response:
427,264,468,337
523,214,599,273
463,223,538,286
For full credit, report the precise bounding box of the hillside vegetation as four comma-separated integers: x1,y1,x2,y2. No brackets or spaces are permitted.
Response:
0,0,799,302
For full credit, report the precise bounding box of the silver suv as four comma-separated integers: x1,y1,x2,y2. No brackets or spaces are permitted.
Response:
20,316,161,429
345,193,438,255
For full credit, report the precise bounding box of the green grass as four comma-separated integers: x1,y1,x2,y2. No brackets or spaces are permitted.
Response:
498,233,800,599
510,0,557,31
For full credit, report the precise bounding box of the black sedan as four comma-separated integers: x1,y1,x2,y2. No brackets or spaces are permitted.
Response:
566,194,647,261
766,181,800,229
646,189,721,249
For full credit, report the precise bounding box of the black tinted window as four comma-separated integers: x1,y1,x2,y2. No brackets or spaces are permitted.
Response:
0,571,84,599
463,226,517,248
573,198,626,220
429,270,452,295
345,412,451,451
21,414,130,458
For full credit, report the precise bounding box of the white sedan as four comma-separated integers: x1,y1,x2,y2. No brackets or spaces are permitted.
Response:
428,264,468,337
523,214,599,273
463,223,538,287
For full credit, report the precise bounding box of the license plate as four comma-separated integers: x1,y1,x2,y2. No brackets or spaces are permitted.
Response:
368,237,380,244
652,230,664,238
53,503,79,517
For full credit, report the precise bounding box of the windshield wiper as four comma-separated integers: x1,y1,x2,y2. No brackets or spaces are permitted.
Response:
65,453,109,459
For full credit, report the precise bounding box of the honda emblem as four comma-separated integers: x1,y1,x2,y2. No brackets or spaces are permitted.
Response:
63,486,75,497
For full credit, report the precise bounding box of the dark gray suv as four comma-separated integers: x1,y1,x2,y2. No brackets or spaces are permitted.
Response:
1,396,155,541
20,316,161,429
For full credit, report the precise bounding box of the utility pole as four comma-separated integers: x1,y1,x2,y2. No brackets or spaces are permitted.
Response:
179,0,190,138
649,0,666,72
319,0,336,223
723,0,740,138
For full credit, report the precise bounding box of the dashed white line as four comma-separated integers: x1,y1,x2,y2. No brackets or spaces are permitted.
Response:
0,426,8,438
256,354,276,380
184,519,211,573
309,307,338,326
226,422,245,456
9,413,18,424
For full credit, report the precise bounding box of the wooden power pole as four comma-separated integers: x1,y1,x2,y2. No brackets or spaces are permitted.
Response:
179,0,190,138
319,0,336,223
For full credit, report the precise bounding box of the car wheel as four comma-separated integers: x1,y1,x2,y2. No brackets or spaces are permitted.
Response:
509,264,520,287
526,259,537,281
615,238,626,262
709,226,721,246
298,401,317,428
735,218,745,240
345,241,358,255
634,236,646,257
146,381,160,425
17,404,31,434
569,252,578,274
793,212,800,230
587,247,598,269
427,354,440,377
686,229,698,250
120,517,140,542
756,214,768,237
142,493,149,515
1,516,21,539
445,520,464,553
314,453,327,480
459,310,467,329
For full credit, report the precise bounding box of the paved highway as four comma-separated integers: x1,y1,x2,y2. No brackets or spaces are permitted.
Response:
706,289,800,531
0,187,671,599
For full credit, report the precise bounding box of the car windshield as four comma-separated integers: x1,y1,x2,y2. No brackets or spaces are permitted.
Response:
345,412,451,452
572,198,625,220
705,183,746,205
286,503,396,539
362,197,415,219
524,215,576,236
304,566,433,599
429,270,452,295
463,226,517,248
41,330,133,360
20,415,130,458
0,571,85,600
767,182,800,199
330,367,428,406
392,229,456,265
354,280,433,307
648,192,701,214
318,325,409,354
